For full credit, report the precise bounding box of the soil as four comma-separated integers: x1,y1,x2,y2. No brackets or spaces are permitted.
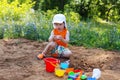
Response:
0,39,120,80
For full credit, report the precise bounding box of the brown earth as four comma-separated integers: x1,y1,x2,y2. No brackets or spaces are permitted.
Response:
0,39,120,80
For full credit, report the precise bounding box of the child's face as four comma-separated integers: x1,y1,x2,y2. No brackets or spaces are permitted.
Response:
54,22,65,30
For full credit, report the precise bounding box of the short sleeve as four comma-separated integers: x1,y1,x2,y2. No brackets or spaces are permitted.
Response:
65,30,70,41
49,31,54,40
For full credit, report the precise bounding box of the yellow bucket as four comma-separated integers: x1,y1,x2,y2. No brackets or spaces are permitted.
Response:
55,69,65,77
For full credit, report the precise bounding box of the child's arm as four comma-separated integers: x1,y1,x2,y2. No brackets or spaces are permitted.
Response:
62,30,69,43
65,31,70,42
49,31,57,42
49,31,54,42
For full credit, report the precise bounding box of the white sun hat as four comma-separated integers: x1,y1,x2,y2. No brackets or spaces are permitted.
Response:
52,14,67,28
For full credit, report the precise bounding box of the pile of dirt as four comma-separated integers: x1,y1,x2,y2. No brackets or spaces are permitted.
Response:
70,48,120,72
0,39,120,80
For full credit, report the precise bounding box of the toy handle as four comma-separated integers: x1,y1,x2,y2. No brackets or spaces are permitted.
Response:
50,59,60,67
57,59,60,63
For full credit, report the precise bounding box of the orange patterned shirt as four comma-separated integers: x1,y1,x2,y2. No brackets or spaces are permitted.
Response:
53,28,68,47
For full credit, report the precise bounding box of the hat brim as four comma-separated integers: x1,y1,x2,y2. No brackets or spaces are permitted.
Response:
52,21,63,24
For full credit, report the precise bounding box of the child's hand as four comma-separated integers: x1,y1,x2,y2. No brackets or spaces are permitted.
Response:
53,35,57,40
56,35,63,40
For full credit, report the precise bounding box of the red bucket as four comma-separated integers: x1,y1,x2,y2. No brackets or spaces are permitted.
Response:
44,58,60,72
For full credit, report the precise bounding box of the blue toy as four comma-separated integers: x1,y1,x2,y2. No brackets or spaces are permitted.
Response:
87,77,96,80
68,72,79,80
60,62,69,69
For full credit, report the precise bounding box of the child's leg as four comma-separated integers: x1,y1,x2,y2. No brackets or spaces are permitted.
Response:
37,42,57,59
42,42,57,55
62,48,72,58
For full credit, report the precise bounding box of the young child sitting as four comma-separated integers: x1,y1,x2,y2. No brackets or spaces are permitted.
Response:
37,14,72,59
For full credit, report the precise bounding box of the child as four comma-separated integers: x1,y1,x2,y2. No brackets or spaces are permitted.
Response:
37,14,72,59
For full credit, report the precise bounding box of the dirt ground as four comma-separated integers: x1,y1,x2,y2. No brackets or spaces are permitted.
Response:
0,39,120,80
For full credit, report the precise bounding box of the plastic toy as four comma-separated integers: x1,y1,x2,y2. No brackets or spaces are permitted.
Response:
55,69,65,77
67,78,73,80
60,62,69,69
43,57,60,72
68,71,75,75
66,68,74,74
87,77,96,80
68,75,78,80
81,74,87,80
76,77,80,80
68,71,82,80
68,74,79,80
74,69,82,73
43,57,102,80
92,68,101,79
76,70,83,80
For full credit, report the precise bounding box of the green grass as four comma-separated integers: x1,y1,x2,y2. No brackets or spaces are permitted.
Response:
69,20,120,50
0,11,120,50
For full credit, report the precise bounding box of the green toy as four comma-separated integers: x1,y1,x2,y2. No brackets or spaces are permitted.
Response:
67,78,72,80
68,71,75,75
81,74,87,80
